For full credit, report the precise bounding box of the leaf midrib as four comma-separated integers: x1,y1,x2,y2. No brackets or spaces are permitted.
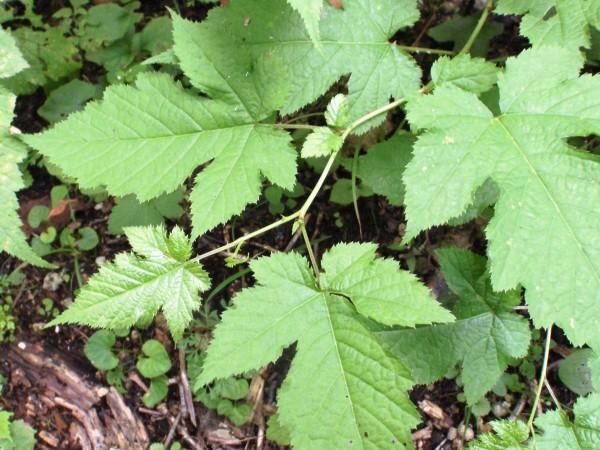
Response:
496,118,600,286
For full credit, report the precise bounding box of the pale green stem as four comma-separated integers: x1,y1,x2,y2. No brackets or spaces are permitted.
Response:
460,0,494,55
527,324,553,431
397,45,455,56
300,221,320,282
193,95,409,262
351,142,363,238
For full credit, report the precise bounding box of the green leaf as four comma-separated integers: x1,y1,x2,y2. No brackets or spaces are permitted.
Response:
108,192,184,235
48,225,211,341
496,0,599,49
197,244,452,449
0,411,11,440
38,79,101,124
286,0,323,44
301,127,343,158
25,72,297,238
137,339,172,378
1,28,81,95
325,94,350,129
76,227,99,251
428,13,503,57
431,54,498,94
181,0,421,132
0,412,36,450
357,131,414,206
1,90,52,268
329,178,372,205
143,375,168,407
379,248,530,405
26,205,49,229
213,378,249,401
84,330,119,371
468,419,529,449
403,46,600,349
534,393,600,449
558,348,595,396
267,413,292,446
0,28,29,79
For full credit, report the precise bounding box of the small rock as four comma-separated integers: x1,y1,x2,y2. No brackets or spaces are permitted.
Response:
95,256,107,266
447,427,458,441
464,427,475,441
43,272,63,291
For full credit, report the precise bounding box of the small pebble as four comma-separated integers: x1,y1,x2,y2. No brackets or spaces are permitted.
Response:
43,272,63,291
95,256,107,266
447,427,458,441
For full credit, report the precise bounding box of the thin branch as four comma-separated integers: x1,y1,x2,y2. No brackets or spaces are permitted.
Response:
527,324,553,431
460,0,494,54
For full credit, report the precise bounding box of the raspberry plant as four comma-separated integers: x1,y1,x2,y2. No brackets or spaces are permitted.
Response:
3,0,600,448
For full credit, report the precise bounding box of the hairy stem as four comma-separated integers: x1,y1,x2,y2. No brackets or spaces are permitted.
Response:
527,324,553,431
460,0,494,54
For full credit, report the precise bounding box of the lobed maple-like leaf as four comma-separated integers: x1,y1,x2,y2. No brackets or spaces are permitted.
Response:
534,393,600,449
496,0,600,49
379,248,530,404
403,47,600,349
48,225,210,341
197,243,453,449
24,73,296,237
179,0,421,132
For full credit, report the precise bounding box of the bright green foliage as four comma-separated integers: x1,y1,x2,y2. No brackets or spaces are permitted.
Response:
469,420,529,449
358,132,414,206
534,393,600,449
177,0,421,131
0,411,36,450
0,29,28,78
143,376,168,407
431,54,498,94
48,225,211,341
558,348,595,396
325,94,350,129
108,192,184,235
286,0,323,44
301,127,343,158
84,330,119,371
25,73,296,237
38,79,101,124
197,244,453,449
428,13,503,57
379,248,530,405
1,28,81,95
496,0,600,49
404,47,600,349
1,89,52,267
137,339,172,378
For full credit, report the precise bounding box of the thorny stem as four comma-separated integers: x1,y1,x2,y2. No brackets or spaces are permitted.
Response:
460,0,494,54
193,96,409,263
527,324,554,432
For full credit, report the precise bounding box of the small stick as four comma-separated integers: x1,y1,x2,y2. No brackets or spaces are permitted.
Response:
179,349,197,427
164,412,182,449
